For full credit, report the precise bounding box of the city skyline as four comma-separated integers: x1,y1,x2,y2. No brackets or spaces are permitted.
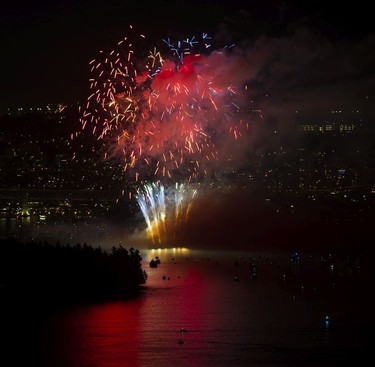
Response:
1,104,373,253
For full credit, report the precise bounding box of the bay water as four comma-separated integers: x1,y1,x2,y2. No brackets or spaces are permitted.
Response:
2,247,372,366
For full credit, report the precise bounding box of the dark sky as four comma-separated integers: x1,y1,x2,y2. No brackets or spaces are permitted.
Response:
1,0,374,108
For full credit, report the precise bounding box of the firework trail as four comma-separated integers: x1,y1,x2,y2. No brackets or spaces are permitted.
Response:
136,181,198,245
78,25,252,183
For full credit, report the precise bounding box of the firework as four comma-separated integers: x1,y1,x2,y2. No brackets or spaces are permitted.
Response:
78,26,257,245
136,181,198,246
78,26,252,183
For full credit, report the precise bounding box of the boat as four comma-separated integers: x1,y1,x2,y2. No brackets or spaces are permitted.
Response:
250,263,258,279
149,259,158,268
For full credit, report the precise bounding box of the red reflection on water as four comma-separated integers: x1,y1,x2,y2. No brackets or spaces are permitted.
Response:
42,299,145,367
137,254,223,351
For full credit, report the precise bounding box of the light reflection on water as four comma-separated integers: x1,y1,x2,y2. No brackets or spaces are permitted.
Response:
23,248,371,367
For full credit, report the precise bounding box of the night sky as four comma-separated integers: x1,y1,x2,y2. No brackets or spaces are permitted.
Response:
1,0,374,108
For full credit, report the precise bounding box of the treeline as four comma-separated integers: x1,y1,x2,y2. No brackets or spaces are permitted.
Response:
0,239,148,302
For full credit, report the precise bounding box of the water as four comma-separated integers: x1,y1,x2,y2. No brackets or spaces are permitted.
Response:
1,247,372,367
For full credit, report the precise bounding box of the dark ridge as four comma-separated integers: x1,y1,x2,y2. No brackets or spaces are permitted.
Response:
0,238,148,307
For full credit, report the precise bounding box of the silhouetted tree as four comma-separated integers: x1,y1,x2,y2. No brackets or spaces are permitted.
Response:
0,239,148,303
